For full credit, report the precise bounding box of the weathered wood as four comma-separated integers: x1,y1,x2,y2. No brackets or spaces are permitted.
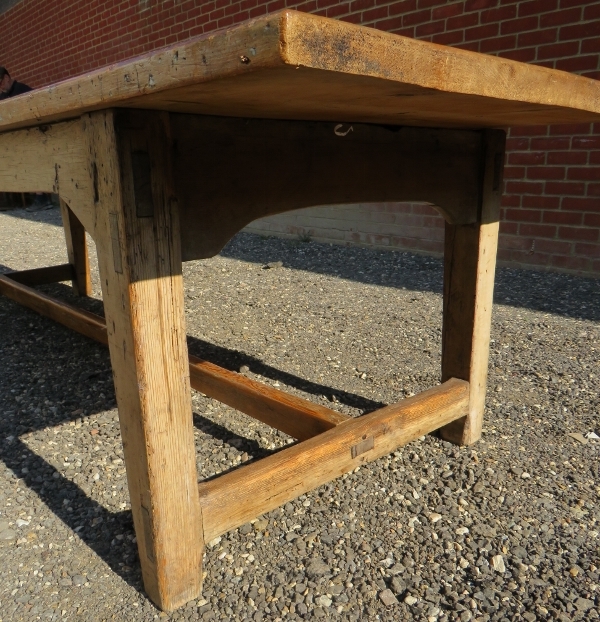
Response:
189,355,348,440
0,119,97,237
198,378,469,543
0,11,599,134
60,199,92,296
0,273,348,440
173,116,484,260
87,108,203,611
440,130,505,446
4,263,74,287
0,274,107,343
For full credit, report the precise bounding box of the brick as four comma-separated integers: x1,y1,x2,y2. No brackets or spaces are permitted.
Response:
500,47,537,62
590,183,600,197
481,5,517,23
389,0,417,16
527,166,565,180
519,223,557,237
542,210,583,224
572,136,600,149
591,151,600,165
363,6,389,22
447,13,479,30
522,195,561,209
510,125,549,137
584,3,600,19
574,242,600,258
519,0,558,17
506,137,531,151
464,0,496,10
432,3,463,19
403,8,431,25
498,235,535,251
549,123,592,136
550,255,590,272
540,6,582,27
561,197,600,211
501,194,521,207
559,20,600,41
518,28,557,47
375,16,405,31
567,167,600,181
505,180,544,195
505,208,542,222
531,137,571,150
559,226,599,242
508,151,546,165
465,23,499,40
582,37,600,53
545,181,586,195
431,30,465,45
416,19,446,36
499,222,519,235
533,238,572,254
417,0,449,7
480,34,517,52
537,41,580,60
584,212,600,227
503,165,526,179
556,56,599,73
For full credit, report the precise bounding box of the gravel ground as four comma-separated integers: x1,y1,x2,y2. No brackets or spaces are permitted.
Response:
0,205,598,622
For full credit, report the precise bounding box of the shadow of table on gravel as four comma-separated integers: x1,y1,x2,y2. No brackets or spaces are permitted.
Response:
220,232,600,323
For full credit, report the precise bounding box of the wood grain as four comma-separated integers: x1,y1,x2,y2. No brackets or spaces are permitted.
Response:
198,378,469,543
440,130,505,445
0,119,97,237
172,115,483,260
0,11,598,133
87,109,203,611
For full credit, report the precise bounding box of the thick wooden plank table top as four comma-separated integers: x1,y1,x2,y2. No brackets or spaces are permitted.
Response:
0,10,599,613
0,9,598,133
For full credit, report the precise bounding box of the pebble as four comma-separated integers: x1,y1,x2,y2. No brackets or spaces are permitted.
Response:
379,589,398,606
456,527,469,536
305,558,329,578
491,555,506,573
404,595,418,606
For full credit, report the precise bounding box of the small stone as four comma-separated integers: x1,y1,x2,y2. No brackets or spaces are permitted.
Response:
567,433,588,445
569,566,580,577
316,595,332,607
379,589,398,606
239,365,250,373
16,519,29,528
390,576,407,594
207,536,221,548
72,575,85,586
0,529,16,541
254,519,268,531
456,527,469,536
521,472,531,479
491,555,506,573
404,595,418,605
429,513,442,523
0,520,9,532
306,558,329,579
522,613,536,622
264,261,283,269
574,597,594,612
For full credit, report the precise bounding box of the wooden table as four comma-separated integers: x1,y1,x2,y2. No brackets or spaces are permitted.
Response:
0,10,598,611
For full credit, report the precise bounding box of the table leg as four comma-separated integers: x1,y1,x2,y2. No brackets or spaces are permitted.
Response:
59,199,92,296
87,109,203,610
440,130,505,446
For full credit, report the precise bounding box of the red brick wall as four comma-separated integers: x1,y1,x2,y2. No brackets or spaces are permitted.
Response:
0,0,599,274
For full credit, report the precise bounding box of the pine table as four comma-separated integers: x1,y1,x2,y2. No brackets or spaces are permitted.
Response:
0,10,598,611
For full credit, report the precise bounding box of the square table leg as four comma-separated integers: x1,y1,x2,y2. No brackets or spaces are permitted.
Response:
59,199,92,296
440,130,505,446
85,109,203,610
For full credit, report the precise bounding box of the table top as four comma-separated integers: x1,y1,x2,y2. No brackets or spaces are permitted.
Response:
0,10,599,133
